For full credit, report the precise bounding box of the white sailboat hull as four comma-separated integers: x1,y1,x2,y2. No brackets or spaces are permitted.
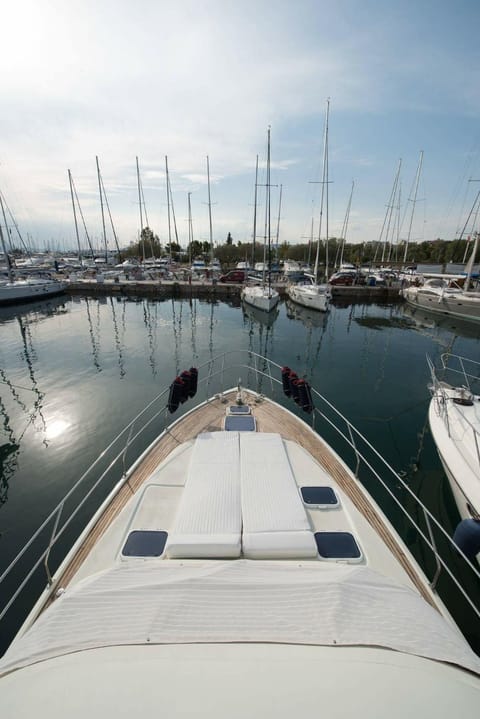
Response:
241,285,280,313
428,386,480,519
287,283,331,312
0,279,67,306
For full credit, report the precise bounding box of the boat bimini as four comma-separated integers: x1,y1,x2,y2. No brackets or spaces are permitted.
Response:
0,351,479,716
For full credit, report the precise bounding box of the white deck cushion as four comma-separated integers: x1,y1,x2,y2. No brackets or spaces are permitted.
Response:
240,433,317,558
166,432,241,558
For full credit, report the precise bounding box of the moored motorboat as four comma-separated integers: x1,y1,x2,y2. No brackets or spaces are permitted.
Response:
0,351,479,715
402,233,480,323
402,278,480,322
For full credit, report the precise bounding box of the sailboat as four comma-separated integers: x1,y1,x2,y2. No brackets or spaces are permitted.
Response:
241,127,280,313
0,195,66,306
287,101,332,313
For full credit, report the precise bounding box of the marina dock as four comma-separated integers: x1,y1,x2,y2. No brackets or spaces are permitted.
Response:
65,278,404,301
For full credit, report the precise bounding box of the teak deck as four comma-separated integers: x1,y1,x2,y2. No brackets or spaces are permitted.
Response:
51,391,435,607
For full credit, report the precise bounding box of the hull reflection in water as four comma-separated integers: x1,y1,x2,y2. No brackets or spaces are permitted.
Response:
401,302,480,340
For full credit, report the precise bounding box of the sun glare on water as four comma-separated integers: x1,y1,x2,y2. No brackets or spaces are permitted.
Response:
45,419,70,441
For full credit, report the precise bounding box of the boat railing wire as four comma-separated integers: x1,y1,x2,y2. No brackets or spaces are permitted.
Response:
440,352,480,390
1,350,479,638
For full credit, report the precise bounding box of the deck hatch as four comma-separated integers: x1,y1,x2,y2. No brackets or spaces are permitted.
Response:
224,415,256,431
301,486,338,507
228,405,251,415
314,531,361,560
122,530,168,557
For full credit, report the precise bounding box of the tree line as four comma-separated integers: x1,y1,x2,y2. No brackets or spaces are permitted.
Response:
124,228,475,268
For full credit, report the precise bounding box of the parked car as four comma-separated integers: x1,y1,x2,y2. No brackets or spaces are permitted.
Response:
219,270,247,283
329,271,356,286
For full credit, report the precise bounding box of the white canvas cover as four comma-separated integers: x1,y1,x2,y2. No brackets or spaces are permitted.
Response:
1,561,479,676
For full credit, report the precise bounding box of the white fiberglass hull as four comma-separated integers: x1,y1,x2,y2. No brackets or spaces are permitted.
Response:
0,279,67,306
402,286,480,323
287,283,330,312
428,388,480,519
241,285,280,313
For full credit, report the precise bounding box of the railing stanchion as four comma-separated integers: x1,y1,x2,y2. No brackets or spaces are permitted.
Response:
424,508,442,590
44,503,64,586
122,423,135,477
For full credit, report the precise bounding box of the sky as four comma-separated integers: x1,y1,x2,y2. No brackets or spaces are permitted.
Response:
1,0,480,253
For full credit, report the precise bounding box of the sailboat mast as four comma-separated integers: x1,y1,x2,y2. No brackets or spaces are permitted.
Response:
261,128,271,287
374,159,401,264
96,156,108,263
314,99,330,281
70,173,95,260
460,190,480,263
339,181,354,268
252,155,259,269
325,106,329,280
207,156,214,263
68,169,83,264
403,150,423,264
464,232,479,292
382,160,401,263
267,127,271,290
136,157,145,262
99,174,122,260
187,192,193,267
0,194,14,283
275,183,283,266
136,156,144,233
165,156,172,262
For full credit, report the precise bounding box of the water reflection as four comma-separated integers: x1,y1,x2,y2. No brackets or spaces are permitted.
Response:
0,295,70,324
171,298,183,374
84,298,101,372
243,302,279,329
110,297,126,379
352,304,407,332
242,302,279,393
400,303,480,341
0,406,19,507
0,297,72,507
284,299,329,379
285,299,329,329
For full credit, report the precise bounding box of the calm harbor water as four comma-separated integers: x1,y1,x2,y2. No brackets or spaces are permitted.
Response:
0,292,479,655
